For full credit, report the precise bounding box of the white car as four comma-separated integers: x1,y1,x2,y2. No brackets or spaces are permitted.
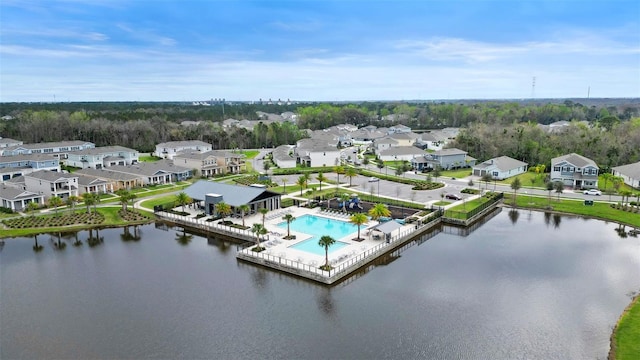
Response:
368,177,379,182
583,189,602,196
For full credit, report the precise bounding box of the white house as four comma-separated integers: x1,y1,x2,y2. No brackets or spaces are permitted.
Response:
0,185,44,211
76,174,109,195
272,145,297,169
106,160,192,185
378,146,426,162
65,146,139,169
154,140,212,160
612,161,640,189
295,139,340,167
1,140,95,157
472,156,528,180
550,153,599,189
24,170,79,200
373,138,399,155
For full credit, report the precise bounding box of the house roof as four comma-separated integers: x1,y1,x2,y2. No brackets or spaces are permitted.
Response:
369,219,403,234
3,140,94,152
0,185,42,201
552,153,598,169
379,146,425,157
76,174,108,186
173,150,218,161
107,159,191,177
474,156,528,172
26,170,77,182
75,168,143,182
0,137,22,145
209,150,245,159
434,148,467,156
272,145,295,162
296,138,338,153
156,140,211,148
612,161,640,180
68,146,137,156
0,153,59,163
375,138,399,145
183,180,280,207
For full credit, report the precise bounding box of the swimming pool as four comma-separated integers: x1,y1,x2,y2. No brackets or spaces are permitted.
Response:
277,214,357,255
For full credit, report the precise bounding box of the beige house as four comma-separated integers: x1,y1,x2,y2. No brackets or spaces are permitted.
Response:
173,151,223,177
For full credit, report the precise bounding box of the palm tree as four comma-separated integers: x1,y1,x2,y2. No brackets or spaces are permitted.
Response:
345,167,357,187
510,177,522,205
481,173,493,192
26,201,39,217
258,207,269,227
316,172,327,192
368,203,391,223
334,165,344,185
318,235,336,270
215,201,232,222
432,165,442,182
33,234,43,252
340,193,350,212
251,223,267,250
376,162,384,173
282,213,295,238
362,157,369,166
601,172,613,195
116,189,134,212
395,166,403,177
281,178,288,194
83,193,97,214
296,175,307,196
554,181,564,201
239,204,250,227
546,181,554,207
48,196,63,217
349,213,368,240
66,195,80,214
302,172,311,187
175,191,191,213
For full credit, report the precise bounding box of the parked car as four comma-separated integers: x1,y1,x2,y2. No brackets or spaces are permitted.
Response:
445,193,462,200
583,189,602,196
368,177,379,182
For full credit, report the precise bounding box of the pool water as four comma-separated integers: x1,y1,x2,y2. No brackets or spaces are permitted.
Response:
277,214,358,255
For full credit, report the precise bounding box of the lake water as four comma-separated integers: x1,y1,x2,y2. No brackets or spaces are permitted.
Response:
1,210,639,359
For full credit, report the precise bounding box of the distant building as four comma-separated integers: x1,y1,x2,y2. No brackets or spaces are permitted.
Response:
472,156,528,180
612,161,640,189
154,140,212,160
1,140,95,157
65,146,139,169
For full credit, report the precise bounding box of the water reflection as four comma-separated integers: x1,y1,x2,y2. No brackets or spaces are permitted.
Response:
121,226,141,242
315,286,336,317
508,208,520,225
552,214,562,228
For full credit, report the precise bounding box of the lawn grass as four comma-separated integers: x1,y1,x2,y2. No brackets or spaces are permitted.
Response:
241,150,260,159
139,195,177,211
494,171,547,187
612,295,640,360
440,168,472,178
504,194,640,228
139,155,162,162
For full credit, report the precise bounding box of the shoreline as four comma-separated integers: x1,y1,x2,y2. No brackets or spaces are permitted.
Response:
608,292,640,360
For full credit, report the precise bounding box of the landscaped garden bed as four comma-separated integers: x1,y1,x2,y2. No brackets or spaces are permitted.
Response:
3,212,105,228
118,210,152,222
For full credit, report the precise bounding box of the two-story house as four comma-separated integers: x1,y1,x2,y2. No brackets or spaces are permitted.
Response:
550,153,599,189
1,140,95,158
65,146,139,169
24,170,79,200
107,160,192,185
472,156,528,180
612,161,640,189
173,151,223,177
209,150,246,174
154,140,212,160
271,145,296,169
0,185,44,211
295,138,340,168
411,148,476,171
0,154,61,182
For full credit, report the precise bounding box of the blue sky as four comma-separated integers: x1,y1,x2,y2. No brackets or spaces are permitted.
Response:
1,0,639,102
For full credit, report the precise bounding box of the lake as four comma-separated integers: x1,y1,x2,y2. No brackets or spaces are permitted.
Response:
1,210,638,359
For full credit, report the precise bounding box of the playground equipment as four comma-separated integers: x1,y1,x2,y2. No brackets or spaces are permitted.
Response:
338,195,364,210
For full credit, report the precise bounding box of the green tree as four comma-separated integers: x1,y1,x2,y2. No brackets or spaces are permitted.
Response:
82,193,97,214
175,192,192,213
334,165,344,185
349,213,368,240
281,178,287,194
368,203,391,222
251,223,267,250
48,196,63,217
25,201,39,217
296,175,307,196
601,172,613,194
345,167,357,187
318,235,336,270
340,193,350,212
239,204,250,227
554,181,564,200
481,173,493,192
259,207,269,227
282,213,296,238
316,172,327,192
546,181,554,207
511,177,522,205
432,166,442,182
66,195,80,214
116,189,136,212
215,201,232,222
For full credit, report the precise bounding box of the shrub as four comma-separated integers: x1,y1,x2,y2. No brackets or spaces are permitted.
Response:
0,207,14,214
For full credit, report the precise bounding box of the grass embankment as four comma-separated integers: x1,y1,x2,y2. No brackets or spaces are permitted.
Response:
443,194,498,220
139,155,162,162
610,294,640,360
503,194,640,228
1,207,154,238
440,168,472,179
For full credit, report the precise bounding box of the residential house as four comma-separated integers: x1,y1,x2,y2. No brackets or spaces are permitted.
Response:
411,148,476,171
271,145,296,169
183,180,282,216
295,138,340,167
24,170,79,200
0,154,61,182
0,137,22,148
65,146,139,169
154,140,212,160
350,128,386,145
388,132,419,147
209,150,246,174
414,131,449,151
378,146,426,162
550,153,599,189
373,138,399,155
1,140,95,157
387,124,412,134
173,151,223,177
76,174,109,195
612,161,640,189
472,156,528,180
75,168,145,192
0,185,44,211
106,160,192,185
